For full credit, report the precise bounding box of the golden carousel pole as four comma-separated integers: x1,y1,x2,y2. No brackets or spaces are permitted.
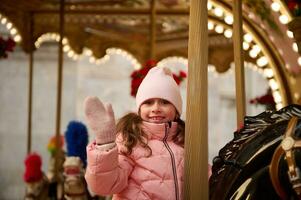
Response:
149,0,156,59
233,0,246,127
27,12,34,154
55,0,65,180
184,0,208,199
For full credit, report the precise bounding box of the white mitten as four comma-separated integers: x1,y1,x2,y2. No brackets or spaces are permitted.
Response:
84,96,116,145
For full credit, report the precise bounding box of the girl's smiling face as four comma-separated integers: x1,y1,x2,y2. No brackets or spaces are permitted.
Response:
139,98,177,124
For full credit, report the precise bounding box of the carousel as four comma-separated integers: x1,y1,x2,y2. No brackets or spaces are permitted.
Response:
1,0,301,199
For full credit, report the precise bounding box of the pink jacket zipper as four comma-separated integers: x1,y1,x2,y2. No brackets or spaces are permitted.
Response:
163,123,179,200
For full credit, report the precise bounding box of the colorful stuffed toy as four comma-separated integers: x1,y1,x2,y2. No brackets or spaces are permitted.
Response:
65,121,88,168
47,135,64,156
63,156,88,199
24,153,50,200
46,135,65,200
24,153,43,183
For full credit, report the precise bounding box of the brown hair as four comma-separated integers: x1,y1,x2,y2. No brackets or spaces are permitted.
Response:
116,112,185,156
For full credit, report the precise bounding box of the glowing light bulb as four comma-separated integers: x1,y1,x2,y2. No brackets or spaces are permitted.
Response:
269,79,279,90
298,57,301,65
214,7,223,17
14,35,21,42
224,15,233,25
256,56,268,67
243,42,250,50
276,103,283,110
271,2,280,12
207,2,213,10
215,25,224,34
208,21,214,30
279,15,289,24
263,68,274,78
224,29,232,38
293,43,298,52
244,34,253,43
273,91,282,103
287,30,294,38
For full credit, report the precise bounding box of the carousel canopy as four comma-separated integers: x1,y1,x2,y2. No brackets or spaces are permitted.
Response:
1,0,301,106
0,0,264,73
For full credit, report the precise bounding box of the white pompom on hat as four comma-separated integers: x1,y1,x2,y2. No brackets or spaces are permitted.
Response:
136,66,182,115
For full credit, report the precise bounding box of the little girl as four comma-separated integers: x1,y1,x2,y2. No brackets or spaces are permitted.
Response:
84,67,185,200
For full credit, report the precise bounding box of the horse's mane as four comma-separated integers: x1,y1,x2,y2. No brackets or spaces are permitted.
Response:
217,104,301,163
210,104,301,199
241,105,301,136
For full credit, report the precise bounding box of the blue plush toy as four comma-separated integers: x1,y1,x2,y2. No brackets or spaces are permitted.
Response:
65,121,88,168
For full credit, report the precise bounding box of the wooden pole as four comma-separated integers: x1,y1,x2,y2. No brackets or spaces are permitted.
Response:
149,0,156,59
184,0,208,199
233,0,246,127
55,0,65,180
27,12,34,154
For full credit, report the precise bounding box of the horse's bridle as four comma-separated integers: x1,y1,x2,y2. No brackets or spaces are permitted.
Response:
269,116,301,199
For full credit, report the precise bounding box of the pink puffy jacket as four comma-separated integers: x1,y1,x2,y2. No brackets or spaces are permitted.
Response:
85,121,184,200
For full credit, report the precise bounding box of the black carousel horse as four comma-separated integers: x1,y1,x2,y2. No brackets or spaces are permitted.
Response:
210,104,301,200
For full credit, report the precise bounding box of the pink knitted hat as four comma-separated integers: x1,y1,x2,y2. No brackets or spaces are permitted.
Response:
136,66,182,114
